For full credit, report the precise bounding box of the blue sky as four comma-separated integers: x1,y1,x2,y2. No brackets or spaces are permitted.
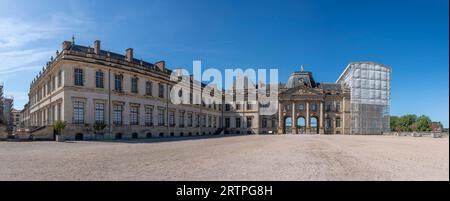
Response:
0,0,448,127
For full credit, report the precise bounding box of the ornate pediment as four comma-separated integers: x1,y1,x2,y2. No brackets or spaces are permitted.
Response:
279,85,324,100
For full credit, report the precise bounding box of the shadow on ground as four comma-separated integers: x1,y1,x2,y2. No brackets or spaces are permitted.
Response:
65,134,261,144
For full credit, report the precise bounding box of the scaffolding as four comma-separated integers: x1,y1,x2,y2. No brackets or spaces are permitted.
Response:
337,62,391,135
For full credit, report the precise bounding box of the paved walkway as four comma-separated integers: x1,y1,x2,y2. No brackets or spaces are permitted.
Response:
0,135,448,180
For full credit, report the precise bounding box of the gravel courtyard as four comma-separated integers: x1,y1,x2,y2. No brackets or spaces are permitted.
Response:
0,135,448,181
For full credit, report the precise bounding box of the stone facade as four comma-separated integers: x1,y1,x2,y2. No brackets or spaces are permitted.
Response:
26,40,222,140
20,39,387,140
278,71,351,134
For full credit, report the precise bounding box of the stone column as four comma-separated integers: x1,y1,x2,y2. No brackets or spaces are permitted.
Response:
319,102,324,134
306,101,310,133
291,102,296,134
278,102,283,134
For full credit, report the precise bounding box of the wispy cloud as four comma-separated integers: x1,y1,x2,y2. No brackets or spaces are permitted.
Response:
0,49,54,75
0,18,64,48
0,14,92,76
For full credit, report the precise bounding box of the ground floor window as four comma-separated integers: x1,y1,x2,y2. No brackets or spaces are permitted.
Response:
95,103,105,122
169,111,175,126
187,113,193,127
73,101,84,124
145,107,153,126
158,109,165,126
113,105,123,125
262,118,267,128
225,118,230,128
130,106,139,125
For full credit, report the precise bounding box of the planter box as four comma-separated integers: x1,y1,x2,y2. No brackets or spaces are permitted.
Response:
55,135,65,142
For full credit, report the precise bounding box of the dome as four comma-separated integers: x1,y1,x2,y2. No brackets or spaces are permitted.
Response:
286,71,316,88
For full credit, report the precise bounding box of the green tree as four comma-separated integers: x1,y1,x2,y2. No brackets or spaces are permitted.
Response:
390,116,399,131
398,114,417,132
415,115,432,131
53,120,66,135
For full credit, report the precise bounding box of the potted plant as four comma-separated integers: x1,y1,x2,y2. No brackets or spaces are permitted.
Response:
93,121,107,140
54,120,67,142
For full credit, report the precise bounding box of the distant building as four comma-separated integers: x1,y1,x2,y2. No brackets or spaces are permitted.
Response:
20,103,30,128
2,98,13,131
11,108,20,128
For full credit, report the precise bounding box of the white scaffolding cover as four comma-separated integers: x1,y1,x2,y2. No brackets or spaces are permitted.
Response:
337,62,391,135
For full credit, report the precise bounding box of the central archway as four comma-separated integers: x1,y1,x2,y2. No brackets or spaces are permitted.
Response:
297,117,306,134
310,116,319,134
284,116,292,134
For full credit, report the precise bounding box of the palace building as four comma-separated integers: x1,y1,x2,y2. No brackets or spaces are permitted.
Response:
21,39,391,140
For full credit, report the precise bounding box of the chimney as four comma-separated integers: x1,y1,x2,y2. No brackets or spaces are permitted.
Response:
62,41,72,50
125,48,133,62
155,61,165,71
94,40,101,54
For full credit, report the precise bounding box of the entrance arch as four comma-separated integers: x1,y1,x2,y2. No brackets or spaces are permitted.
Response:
284,116,292,134
310,116,319,134
297,117,306,134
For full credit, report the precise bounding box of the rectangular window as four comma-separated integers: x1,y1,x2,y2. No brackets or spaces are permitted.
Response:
247,103,252,110
179,112,185,127
202,115,206,127
57,103,61,121
158,109,165,126
47,80,51,95
145,107,153,126
96,71,104,88
236,118,241,128
196,114,200,127
169,111,175,126
130,106,139,125
262,118,267,128
146,81,152,96
326,104,331,112
208,115,211,127
336,118,341,128
213,116,217,128
312,104,317,112
58,70,62,87
336,102,341,112
131,78,138,93
187,113,193,127
114,74,123,92
73,101,84,124
158,83,164,98
225,118,230,128
284,104,291,111
272,119,276,128
52,76,56,91
113,105,123,125
246,117,252,128
95,103,105,122
236,104,241,110
74,68,84,86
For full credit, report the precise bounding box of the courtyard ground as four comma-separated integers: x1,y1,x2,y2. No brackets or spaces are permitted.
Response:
0,135,448,181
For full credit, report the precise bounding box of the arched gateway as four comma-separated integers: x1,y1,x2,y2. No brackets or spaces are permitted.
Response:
277,68,349,134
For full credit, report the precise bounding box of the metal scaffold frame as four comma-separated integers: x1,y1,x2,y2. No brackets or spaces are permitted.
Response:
337,62,391,135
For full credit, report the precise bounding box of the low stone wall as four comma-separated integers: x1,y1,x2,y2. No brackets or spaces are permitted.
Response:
384,132,449,138
30,126,54,140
